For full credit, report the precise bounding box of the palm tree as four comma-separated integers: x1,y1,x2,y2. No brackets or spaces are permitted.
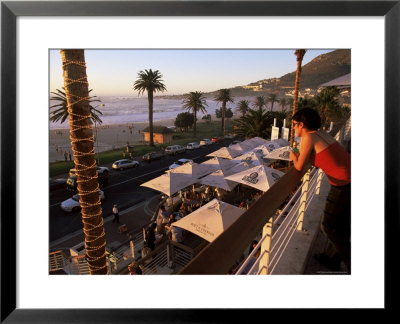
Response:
234,109,275,139
49,88,103,124
314,86,341,128
182,91,208,137
214,89,234,133
133,69,167,146
253,96,267,112
60,49,107,274
279,98,288,112
267,93,279,112
236,100,250,116
290,49,307,146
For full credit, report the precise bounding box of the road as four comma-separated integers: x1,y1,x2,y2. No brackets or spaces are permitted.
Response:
49,140,233,242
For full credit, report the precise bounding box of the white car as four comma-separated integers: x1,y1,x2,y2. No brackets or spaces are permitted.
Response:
165,145,186,155
169,158,193,170
186,142,200,150
60,190,105,212
112,159,139,170
200,139,212,146
69,166,109,177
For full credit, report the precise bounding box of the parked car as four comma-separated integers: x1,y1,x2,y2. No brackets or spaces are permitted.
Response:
186,142,201,150
60,190,105,212
66,172,109,193
212,136,224,143
165,145,186,155
69,166,109,177
169,158,193,170
200,139,213,146
112,159,139,170
50,178,67,191
142,151,164,162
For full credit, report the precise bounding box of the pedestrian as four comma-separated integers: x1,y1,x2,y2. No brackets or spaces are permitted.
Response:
112,204,120,224
68,151,72,161
129,152,133,160
145,223,157,251
289,108,351,272
64,151,68,162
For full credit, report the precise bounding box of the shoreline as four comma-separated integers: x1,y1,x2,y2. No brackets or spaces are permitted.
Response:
49,118,177,163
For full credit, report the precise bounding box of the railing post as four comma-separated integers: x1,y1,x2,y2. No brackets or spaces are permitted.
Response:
297,169,310,231
258,217,273,275
130,240,135,259
315,168,323,195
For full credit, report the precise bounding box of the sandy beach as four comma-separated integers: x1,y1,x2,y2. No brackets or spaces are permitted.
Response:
49,119,176,162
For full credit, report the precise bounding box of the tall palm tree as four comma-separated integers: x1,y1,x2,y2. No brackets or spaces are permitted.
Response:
236,100,250,116
133,69,167,146
214,89,234,133
234,109,274,139
290,49,307,146
60,49,107,274
50,88,103,124
182,91,208,137
267,93,279,112
253,96,267,112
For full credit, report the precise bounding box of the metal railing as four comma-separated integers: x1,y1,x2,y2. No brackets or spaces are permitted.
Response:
179,117,350,275
235,167,322,275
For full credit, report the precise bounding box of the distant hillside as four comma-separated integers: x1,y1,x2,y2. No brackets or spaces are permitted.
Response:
277,49,351,89
159,49,350,99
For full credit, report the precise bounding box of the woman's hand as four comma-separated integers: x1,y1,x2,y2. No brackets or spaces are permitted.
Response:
290,150,299,162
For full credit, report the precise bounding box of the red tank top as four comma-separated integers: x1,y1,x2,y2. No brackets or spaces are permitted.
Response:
313,140,351,187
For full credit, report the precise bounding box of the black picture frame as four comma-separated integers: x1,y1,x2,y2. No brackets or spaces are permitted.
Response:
1,0,398,322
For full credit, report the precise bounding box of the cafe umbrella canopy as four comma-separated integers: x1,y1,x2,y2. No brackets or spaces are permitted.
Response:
206,146,242,160
140,171,197,197
169,161,210,179
264,145,292,161
200,156,239,175
225,164,285,192
172,199,245,242
200,169,237,191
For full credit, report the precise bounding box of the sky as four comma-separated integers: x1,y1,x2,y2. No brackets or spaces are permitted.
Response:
49,49,333,97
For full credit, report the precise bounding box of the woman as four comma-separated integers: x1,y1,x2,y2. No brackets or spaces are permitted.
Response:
289,108,351,272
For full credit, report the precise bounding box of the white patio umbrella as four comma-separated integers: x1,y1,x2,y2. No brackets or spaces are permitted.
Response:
250,145,270,157
140,172,197,197
246,137,270,147
271,138,289,147
206,146,242,159
200,169,237,191
225,164,285,192
201,156,239,175
232,151,263,167
173,199,245,242
169,161,210,179
263,141,282,152
264,145,292,161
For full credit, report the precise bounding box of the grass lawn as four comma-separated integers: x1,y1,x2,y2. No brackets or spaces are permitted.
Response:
49,120,234,177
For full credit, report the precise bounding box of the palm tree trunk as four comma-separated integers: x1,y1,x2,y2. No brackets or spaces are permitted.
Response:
193,108,197,137
60,49,107,274
290,49,306,146
222,103,226,132
148,90,154,146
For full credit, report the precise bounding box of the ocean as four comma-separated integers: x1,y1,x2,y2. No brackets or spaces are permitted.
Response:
49,96,247,129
